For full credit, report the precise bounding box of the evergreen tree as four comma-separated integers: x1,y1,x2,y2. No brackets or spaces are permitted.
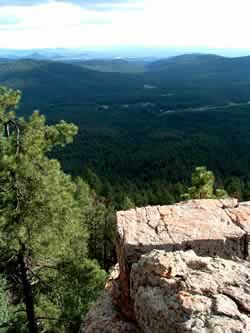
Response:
86,198,115,269
243,181,250,201
121,196,135,210
0,87,106,332
76,176,116,269
182,166,228,200
226,177,242,200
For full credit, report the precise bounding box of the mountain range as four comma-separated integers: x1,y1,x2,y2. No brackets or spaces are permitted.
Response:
1,53,250,113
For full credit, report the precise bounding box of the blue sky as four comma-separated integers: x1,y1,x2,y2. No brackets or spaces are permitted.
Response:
0,0,249,49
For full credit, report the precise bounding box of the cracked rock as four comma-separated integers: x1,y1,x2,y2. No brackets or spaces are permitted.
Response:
83,199,250,332
131,250,250,333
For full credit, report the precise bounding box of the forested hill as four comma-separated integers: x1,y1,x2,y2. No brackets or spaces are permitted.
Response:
2,54,250,202
146,54,250,86
2,54,250,114
147,53,250,74
145,54,250,106
0,59,146,112
68,58,146,73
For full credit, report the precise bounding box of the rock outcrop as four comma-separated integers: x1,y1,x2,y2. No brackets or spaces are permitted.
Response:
82,199,250,333
131,250,250,333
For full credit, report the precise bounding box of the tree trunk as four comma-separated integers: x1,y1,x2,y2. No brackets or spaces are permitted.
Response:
18,250,38,333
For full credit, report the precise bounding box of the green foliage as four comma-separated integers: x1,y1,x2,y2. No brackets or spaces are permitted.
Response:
36,259,106,332
182,166,228,200
0,86,21,121
0,86,106,332
121,196,136,210
2,58,250,203
226,177,243,200
0,276,14,333
0,108,81,259
74,175,116,269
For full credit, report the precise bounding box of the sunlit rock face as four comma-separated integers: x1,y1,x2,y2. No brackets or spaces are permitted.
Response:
82,199,250,333
131,250,250,333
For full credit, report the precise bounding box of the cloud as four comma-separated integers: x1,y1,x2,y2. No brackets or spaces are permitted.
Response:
0,0,249,50
0,1,143,48
0,0,135,9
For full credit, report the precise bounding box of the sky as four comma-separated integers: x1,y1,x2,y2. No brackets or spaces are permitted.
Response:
0,0,250,50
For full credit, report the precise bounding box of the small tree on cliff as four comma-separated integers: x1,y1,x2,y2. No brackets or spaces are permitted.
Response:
182,166,228,200
0,86,106,332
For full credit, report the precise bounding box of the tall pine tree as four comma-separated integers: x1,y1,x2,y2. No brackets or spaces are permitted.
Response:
0,86,106,332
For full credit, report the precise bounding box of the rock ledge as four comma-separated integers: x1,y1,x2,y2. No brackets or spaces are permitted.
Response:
82,199,250,333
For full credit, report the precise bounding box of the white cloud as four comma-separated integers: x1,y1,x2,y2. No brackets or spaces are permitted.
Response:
0,0,250,49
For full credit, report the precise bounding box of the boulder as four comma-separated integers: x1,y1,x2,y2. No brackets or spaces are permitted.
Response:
131,250,250,333
83,199,250,333
116,199,248,318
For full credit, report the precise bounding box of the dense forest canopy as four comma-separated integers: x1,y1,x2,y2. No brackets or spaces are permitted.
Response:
0,54,250,205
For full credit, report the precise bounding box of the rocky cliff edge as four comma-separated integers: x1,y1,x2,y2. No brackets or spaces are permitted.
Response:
82,199,250,333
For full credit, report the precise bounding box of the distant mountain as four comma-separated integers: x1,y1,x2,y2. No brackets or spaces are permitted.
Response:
66,59,145,73
0,59,146,112
0,48,164,62
147,53,250,79
0,48,114,62
147,54,225,69
2,54,250,116
0,58,14,64
143,54,250,106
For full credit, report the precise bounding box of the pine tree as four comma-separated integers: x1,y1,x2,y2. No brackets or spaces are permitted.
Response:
182,166,228,200
121,196,135,210
226,177,242,200
0,87,106,332
75,176,116,270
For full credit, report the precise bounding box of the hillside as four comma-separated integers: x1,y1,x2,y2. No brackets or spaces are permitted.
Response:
143,53,250,107
2,55,250,114
147,53,226,70
147,53,250,82
0,59,146,112
67,59,146,73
